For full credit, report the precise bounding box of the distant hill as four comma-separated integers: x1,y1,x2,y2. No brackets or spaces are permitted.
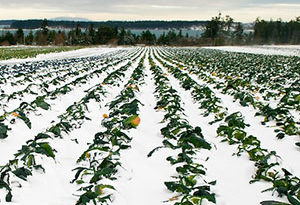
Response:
10,20,207,30
50,17,91,22
0,20,16,26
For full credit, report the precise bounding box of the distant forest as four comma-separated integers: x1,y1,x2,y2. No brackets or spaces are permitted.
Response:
0,14,300,46
0,20,15,26
8,20,207,30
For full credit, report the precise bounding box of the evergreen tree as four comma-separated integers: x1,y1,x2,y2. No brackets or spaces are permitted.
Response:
202,13,222,39
15,28,24,44
118,27,126,45
4,32,15,45
233,22,244,44
225,15,234,32
140,30,156,45
48,30,57,44
253,17,300,44
124,30,136,45
157,32,167,45
41,18,49,35
96,26,117,44
178,30,183,38
75,23,81,37
167,30,177,44
54,31,66,45
202,13,235,45
88,23,96,44
35,30,48,45
25,31,34,45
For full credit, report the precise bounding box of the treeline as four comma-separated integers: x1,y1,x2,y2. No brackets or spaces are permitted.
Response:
254,17,300,44
201,13,245,45
201,13,300,45
0,23,189,46
1,15,300,46
10,20,207,30
1,19,200,46
0,20,14,26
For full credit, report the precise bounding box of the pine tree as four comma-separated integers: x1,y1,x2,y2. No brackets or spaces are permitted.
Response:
88,24,96,44
25,31,34,45
15,28,24,44
41,18,49,35
233,22,244,44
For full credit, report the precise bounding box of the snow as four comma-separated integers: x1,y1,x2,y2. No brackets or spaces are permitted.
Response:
153,48,299,204
0,46,298,205
0,58,132,166
0,46,125,65
152,50,282,205
204,45,300,56
4,56,139,205
111,56,176,205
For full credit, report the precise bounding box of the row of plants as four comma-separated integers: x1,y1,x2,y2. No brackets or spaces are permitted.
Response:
0,49,141,140
162,48,299,103
0,54,89,81
0,49,127,90
148,52,216,205
218,112,300,205
0,46,84,61
0,55,109,108
0,50,144,202
157,48,300,145
1,50,135,108
159,47,299,113
71,53,146,205
0,47,298,204
153,49,227,123
0,50,122,112
0,49,129,94
153,48,300,205
0,48,118,77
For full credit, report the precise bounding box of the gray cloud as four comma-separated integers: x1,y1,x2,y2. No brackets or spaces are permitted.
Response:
0,0,299,21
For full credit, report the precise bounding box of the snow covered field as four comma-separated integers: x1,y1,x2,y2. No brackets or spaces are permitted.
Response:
0,46,299,205
0,46,123,65
204,45,300,56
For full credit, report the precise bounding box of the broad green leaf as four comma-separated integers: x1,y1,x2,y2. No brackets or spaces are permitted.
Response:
35,97,50,110
186,134,211,150
18,111,31,129
76,180,84,185
12,167,32,181
36,143,56,158
165,181,190,194
76,191,98,205
27,155,35,166
0,122,9,139
193,188,216,203
35,133,51,141
49,125,61,136
5,191,12,202
287,194,300,205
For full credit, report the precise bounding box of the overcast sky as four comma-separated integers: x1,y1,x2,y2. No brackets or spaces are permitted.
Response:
0,0,299,22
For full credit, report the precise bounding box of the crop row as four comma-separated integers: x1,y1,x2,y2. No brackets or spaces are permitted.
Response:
148,51,216,205
0,47,298,205
72,51,146,205
0,49,141,140
0,48,144,202
157,48,300,146
153,48,300,205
